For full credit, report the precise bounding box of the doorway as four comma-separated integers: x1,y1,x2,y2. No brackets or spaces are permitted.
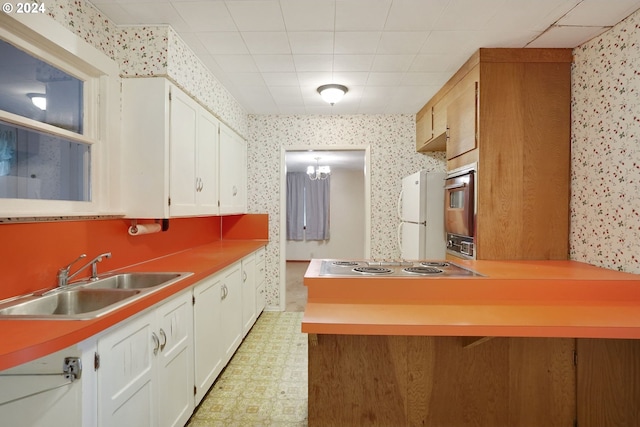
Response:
279,145,371,311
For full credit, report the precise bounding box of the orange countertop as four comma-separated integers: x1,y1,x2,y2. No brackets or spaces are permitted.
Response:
0,240,266,371
302,259,640,339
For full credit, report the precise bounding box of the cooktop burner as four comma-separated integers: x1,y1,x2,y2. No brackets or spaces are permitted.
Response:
403,266,443,275
352,266,393,275
319,260,483,277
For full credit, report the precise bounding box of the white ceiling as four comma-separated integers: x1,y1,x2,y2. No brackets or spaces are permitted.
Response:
90,0,640,116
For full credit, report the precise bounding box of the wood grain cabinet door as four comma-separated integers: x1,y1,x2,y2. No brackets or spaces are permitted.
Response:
446,81,478,160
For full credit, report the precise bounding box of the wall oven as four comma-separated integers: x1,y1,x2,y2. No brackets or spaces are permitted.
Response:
444,165,475,259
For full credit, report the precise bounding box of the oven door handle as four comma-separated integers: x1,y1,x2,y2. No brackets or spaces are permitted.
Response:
444,182,467,190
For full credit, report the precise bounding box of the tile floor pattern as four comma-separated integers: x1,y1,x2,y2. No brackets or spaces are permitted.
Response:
186,311,308,427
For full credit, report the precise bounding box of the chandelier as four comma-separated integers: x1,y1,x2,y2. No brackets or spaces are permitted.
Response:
307,157,330,180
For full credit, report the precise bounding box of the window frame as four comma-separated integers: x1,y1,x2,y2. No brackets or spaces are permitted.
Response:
0,12,121,218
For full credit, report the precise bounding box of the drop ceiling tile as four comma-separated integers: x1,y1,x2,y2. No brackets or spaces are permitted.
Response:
333,54,375,71
384,0,450,31
253,54,296,72
558,0,640,26
297,71,335,87
242,32,291,54
485,0,579,32
367,72,404,85
226,72,267,86
410,54,455,72
178,33,209,56
371,54,415,72
288,32,334,54
117,3,189,31
401,71,453,86
280,0,335,31
225,0,285,31
334,32,382,54
433,0,507,31
330,71,370,86
89,3,136,24
293,55,334,72
213,54,259,73
262,72,300,86
335,0,391,31
377,32,429,54
420,31,476,54
527,25,609,48
173,1,237,32
198,32,248,54
270,86,304,105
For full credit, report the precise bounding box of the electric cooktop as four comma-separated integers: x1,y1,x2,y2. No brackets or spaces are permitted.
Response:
318,260,483,277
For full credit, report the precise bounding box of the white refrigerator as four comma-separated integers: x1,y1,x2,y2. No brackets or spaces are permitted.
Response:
397,170,446,260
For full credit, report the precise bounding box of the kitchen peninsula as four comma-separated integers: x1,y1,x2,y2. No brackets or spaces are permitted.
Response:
303,259,640,427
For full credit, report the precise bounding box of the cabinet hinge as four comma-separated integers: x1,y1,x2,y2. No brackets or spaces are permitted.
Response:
573,350,578,366
168,197,171,206
194,385,197,396
169,89,172,102
192,295,196,305
94,352,100,370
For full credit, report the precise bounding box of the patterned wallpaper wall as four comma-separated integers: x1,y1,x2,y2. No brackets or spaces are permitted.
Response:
48,0,249,137
571,8,640,273
247,115,446,307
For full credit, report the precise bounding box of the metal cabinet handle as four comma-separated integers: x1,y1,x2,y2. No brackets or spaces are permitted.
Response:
152,332,160,355
159,328,167,352
221,284,228,301
243,271,247,282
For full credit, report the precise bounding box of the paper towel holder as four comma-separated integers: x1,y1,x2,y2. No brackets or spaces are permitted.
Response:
128,219,169,236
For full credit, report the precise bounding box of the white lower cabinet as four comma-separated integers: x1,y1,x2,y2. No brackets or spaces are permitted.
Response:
96,290,193,427
219,263,243,364
256,248,266,314
242,253,257,337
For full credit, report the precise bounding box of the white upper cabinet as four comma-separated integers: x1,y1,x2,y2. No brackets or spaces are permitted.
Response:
219,122,247,215
121,78,220,218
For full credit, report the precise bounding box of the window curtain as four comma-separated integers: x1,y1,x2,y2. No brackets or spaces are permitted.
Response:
286,171,330,241
286,172,305,240
305,176,330,240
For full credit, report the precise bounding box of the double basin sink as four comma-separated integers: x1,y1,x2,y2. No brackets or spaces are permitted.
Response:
0,272,192,320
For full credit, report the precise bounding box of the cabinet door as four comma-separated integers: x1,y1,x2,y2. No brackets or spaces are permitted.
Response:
447,81,478,160
155,291,194,427
220,264,243,364
169,87,199,216
256,249,266,314
97,311,156,427
242,254,257,337
193,275,224,405
196,109,219,214
219,124,247,214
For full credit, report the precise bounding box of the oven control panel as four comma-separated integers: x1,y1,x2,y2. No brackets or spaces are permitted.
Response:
446,233,475,259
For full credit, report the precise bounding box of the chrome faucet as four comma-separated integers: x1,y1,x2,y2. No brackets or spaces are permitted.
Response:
57,252,112,287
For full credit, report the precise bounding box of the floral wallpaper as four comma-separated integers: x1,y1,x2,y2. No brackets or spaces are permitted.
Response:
47,0,248,137
247,115,446,307
571,8,640,273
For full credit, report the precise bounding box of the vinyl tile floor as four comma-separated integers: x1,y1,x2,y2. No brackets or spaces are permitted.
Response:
186,311,308,427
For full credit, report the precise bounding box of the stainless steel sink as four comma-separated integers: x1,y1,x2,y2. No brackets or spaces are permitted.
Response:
82,272,187,290
0,288,141,319
0,271,192,320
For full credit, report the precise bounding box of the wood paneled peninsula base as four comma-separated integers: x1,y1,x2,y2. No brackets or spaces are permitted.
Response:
302,259,640,427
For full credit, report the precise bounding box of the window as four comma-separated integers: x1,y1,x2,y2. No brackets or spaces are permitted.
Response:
0,13,121,217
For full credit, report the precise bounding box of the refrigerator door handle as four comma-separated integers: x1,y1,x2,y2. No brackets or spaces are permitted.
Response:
397,189,404,220
397,222,403,257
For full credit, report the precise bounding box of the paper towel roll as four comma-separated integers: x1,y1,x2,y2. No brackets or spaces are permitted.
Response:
128,223,162,236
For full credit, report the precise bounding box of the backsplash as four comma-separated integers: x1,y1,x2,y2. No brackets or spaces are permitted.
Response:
571,7,640,273
247,114,446,307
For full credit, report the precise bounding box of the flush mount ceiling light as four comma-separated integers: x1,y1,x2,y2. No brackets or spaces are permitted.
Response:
27,93,46,111
317,84,348,106
307,157,330,180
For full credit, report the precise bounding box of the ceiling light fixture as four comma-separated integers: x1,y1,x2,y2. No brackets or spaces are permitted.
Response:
317,84,348,106
27,93,46,111
307,157,330,180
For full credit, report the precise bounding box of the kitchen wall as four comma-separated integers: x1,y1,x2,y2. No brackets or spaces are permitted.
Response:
247,115,446,306
571,7,640,274
286,169,366,261
47,0,249,137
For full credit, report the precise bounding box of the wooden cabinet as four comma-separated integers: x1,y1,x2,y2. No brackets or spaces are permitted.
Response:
309,335,576,427
219,122,247,215
96,291,193,427
418,49,572,260
193,274,224,406
256,248,266,314
241,253,257,337
122,78,227,218
416,101,447,152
